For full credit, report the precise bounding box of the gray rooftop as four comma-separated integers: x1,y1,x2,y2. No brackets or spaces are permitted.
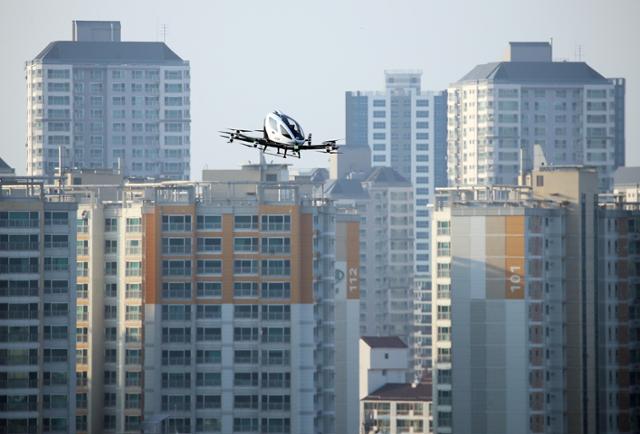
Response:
613,167,640,186
364,167,411,187
456,61,608,84
325,179,370,200
363,382,432,402
0,157,15,174
361,336,407,349
33,41,185,64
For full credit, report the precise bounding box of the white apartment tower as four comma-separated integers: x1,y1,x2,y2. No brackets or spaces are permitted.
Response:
0,178,77,433
346,72,448,376
447,42,625,191
26,21,190,180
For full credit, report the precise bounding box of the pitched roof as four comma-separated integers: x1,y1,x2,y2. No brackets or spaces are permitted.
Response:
0,157,15,173
325,179,370,200
457,61,608,84
361,336,407,348
613,167,640,186
363,383,432,402
33,41,185,64
364,167,410,187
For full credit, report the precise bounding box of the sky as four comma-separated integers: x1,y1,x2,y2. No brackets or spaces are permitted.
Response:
0,0,638,179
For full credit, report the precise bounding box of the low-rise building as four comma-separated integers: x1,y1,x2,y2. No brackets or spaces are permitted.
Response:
360,337,432,434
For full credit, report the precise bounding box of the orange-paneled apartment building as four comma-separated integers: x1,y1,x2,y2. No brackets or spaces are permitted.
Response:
0,162,360,434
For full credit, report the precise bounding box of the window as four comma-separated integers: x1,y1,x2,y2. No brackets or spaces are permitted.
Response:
163,282,192,299
125,349,142,364
234,350,258,364
262,305,290,321
104,305,117,320
77,283,88,298
161,305,190,321
197,260,222,275
197,215,221,230
234,237,258,252
162,215,191,232
104,239,117,254
233,418,258,432
196,327,221,342
234,282,258,298
162,327,190,343
105,261,117,276
261,260,290,276
234,215,258,230
235,372,258,387
196,282,221,298
105,283,117,298
162,237,192,255
261,215,290,231
197,350,221,364
126,305,143,321
437,263,450,278
234,327,259,342
126,218,141,232
197,237,221,253
126,283,142,299
436,221,450,235
125,261,141,276
234,395,258,409
261,327,290,343
234,260,258,275
162,350,191,366
196,305,221,319
126,328,142,343
44,257,68,272
437,305,451,320
234,305,259,319
261,282,290,299
262,237,290,254
162,260,191,276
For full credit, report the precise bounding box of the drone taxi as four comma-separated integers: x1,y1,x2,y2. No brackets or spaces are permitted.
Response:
220,110,341,158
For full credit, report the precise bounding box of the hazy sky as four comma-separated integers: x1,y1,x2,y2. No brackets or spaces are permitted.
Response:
1,0,638,179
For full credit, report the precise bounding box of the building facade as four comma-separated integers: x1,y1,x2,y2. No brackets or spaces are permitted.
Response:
346,72,447,376
326,168,414,347
447,42,625,191
359,337,431,434
431,167,639,434
64,163,353,434
26,20,190,180
0,178,77,434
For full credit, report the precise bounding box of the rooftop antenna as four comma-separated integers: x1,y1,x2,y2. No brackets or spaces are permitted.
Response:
550,37,554,59
161,24,167,43
578,44,582,61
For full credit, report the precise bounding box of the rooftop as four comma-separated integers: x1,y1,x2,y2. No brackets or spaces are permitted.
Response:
613,167,640,186
456,61,608,84
364,167,411,187
363,383,432,402
361,336,407,349
325,178,370,200
33,41,185,64
0,157,14,174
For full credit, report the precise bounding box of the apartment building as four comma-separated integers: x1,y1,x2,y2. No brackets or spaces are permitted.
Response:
326,167,414,347
447,42,625,191
431,166,639,434
26,20,190,180
0,178,77,434
63,162,354,434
